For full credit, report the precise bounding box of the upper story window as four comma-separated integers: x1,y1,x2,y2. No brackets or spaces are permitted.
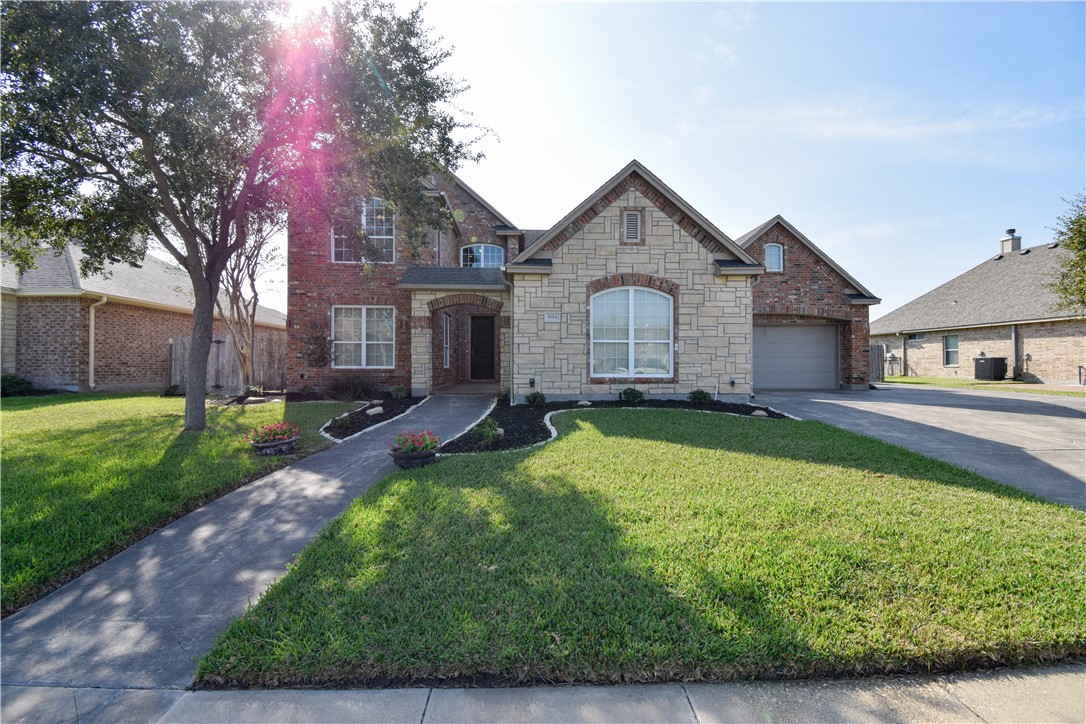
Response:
332,197,395,264
461,243,504,268
764,243,783,272
590,287,673,378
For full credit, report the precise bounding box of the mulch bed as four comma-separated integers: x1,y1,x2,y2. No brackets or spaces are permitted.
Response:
441,398,787,454
323,397,426,440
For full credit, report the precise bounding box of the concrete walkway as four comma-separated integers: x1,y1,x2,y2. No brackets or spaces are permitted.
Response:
758,386,1086,510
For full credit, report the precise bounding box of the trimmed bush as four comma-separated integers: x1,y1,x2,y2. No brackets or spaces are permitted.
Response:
326,375,376,402
390,385,408,399
687,388,712,404
1,374,33,398
619,387,644,404
525,391,547,407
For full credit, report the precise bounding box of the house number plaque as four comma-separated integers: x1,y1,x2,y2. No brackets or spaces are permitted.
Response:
543,312,561,323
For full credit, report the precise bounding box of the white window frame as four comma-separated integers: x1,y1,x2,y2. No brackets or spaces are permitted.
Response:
442,313,451,369
943,334,959,367
331,305,396,369
331,197,396,264
460,243,504,268
590,287,673,378
764,243,784,272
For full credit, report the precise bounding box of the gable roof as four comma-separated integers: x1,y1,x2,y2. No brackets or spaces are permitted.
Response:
425,171,518,233
870,242,1073,335
1,245,286,328
512,160,760,268
737,215,879,302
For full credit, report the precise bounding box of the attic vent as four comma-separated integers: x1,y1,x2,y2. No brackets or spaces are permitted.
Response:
1048,242,1060,249
992,254,1003,260
622,210,641,243
1019,248,1031,255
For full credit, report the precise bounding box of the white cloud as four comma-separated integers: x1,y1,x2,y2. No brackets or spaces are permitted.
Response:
714,5,756,33
712,44,736,62
694,85,715,103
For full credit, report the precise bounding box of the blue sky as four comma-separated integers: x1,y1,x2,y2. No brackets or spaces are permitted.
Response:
258,1,1084,319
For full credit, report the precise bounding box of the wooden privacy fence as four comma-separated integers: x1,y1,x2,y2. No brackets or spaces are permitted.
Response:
168,333,286,394
869,343,887,383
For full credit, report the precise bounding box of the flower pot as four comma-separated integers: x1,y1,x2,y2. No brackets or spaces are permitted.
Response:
249,436,299,456
389,449,438,469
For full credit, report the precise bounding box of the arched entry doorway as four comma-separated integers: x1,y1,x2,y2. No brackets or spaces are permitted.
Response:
428,293,505,391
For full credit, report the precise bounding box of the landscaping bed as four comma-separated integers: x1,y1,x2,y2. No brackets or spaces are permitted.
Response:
197,408,1086,688
323,397,426,440
442,398,787,453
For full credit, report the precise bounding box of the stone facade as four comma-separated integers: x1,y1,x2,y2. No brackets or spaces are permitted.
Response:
743,222,872,389
508,186,753,403
9,296,285,392
873,318,1086,385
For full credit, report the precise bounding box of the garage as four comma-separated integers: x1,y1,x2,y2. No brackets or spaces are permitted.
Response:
753,324,839,390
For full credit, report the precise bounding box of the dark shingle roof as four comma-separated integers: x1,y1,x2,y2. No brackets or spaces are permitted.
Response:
870,243,1072,335
400,266,505,290
523,230,547,248
2,245,286,327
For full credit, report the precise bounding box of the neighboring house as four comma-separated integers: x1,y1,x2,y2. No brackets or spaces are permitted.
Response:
1,245,287,392
287,159,878,402
870,229,1085,385
737,216,879,390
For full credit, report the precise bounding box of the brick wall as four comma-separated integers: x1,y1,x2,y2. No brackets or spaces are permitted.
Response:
15,296,82,389
873,318,1086,385
509,184,754,403
2,293,16,374
746,223,872,388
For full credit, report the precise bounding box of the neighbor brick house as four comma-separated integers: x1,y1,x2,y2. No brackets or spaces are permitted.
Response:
1,245,286,392
871,229,1085,385
286,160,878,401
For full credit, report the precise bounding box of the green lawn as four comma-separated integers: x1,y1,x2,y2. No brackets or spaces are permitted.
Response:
1,393,356,614
884,376,1085,397
197,409,1086,687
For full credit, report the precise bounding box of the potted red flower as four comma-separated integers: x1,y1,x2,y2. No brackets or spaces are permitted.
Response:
245,421,302,456
389,429,440,469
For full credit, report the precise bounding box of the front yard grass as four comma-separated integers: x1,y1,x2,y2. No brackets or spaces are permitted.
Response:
884,376,1085,397
1,393,356,614
197,409,1086,687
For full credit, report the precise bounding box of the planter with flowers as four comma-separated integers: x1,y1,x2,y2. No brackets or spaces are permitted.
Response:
389,429,440,469
246,421,302,456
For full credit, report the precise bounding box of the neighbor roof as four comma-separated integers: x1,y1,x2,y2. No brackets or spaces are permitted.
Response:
1,245,286,327
870,242,1073,335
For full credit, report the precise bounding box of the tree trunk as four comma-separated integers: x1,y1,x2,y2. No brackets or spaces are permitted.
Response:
184,281,217,431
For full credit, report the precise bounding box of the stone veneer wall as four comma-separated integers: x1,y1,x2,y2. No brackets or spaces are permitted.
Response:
2,293,17,374
872,318,1086,385
745,224,872,389
509,187,753,403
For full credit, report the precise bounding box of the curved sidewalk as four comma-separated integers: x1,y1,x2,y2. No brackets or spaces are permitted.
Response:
0,397,494,694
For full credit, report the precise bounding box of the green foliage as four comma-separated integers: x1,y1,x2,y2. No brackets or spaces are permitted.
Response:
525,391,547,407
1049,192,1086,316
0,373,33,397
0,393,355,613
619,387,645,404
326,375,376,402
474,416,502,448
197,409,1086,687
162,385,183,398
390,385,408,399
687,388,712,404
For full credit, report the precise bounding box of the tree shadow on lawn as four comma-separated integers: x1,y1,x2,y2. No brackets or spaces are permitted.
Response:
197,456,821,688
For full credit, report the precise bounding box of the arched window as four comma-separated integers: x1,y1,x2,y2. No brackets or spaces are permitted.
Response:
764,243,783,272
460,243,504,268
590,287,673,377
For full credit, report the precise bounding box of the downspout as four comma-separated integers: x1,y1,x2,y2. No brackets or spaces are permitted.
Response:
1010,324,1019,379
88,295,108,390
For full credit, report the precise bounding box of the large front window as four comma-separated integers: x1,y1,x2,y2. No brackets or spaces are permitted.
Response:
332,306,395,368
332,198,395,263
590,287,673,377
461,243,504,268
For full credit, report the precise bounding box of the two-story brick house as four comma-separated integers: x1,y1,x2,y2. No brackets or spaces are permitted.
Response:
286,160,877,401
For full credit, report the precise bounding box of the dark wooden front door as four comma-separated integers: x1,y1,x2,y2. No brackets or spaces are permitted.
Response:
469,316,495,380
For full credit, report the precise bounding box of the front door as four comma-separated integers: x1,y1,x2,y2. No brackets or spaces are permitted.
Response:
469,316,495,380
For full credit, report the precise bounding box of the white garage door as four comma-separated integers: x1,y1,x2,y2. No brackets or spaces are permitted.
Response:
753,325,839,390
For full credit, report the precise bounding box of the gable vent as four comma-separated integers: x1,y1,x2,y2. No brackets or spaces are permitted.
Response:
623,211,641,242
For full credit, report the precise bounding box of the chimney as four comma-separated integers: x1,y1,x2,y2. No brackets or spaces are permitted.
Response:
1000,228,1021,254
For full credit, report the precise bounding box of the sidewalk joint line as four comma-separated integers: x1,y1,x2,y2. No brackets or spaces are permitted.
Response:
681,683,702,724
419,687,433,724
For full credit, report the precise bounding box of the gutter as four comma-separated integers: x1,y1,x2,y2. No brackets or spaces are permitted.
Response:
88,295,108,389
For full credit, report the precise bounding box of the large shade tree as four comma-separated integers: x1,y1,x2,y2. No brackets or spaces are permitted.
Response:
2,0,475,429
1049,192,1086,316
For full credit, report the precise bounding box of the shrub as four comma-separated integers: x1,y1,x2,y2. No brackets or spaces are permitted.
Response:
161,384,183,398
619,387,645,404
329,415,353,432
390,385,408,399
687,388,712,404
390,429,440,453
475,417,502,448
244,385,264,397
525,391,547,407
245,421,301,444
326,375,375,402
1,374,33,397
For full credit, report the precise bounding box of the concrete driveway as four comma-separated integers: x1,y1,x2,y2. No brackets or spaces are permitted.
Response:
757,385,1086,510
